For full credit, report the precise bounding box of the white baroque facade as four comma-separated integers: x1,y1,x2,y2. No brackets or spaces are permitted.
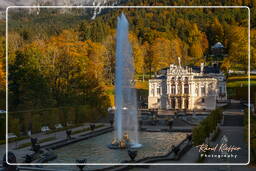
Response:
148,62,227,110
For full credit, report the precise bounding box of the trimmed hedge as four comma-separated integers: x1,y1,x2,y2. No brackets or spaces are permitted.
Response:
8,105,107,135
0,135,29,145
192,109,223,146
71,124,104,135
16,136,56,149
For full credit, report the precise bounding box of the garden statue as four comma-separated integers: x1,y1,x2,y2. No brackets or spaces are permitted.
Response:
128,150,138,161
31,137,40,153
90,124,96,131
109,120,113,127
109,132,132,149
66,130,72,140
76,159,87,171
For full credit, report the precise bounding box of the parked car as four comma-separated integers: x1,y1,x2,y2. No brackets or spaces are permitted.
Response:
8,133,17,139
41,126,50,132
55,123,63,129
0,110,6,113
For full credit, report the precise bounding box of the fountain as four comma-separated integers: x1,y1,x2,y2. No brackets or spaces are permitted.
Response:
108,13,141,149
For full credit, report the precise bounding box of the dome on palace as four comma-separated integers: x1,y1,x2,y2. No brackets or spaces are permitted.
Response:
212,42,224,49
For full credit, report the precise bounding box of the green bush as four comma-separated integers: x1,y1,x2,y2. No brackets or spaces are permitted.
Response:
0,135,30,145
192,109,223,146
8,116,20,137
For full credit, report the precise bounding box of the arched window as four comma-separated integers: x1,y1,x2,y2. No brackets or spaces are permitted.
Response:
171,98,175,109
185,98,189,109
171,77,176,94
201,86,206,96
157,87,161,95
208,83,213,95
178,97,182,109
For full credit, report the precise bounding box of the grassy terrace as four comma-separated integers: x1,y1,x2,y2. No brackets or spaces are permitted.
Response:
227,75,256,87
227,75,256,102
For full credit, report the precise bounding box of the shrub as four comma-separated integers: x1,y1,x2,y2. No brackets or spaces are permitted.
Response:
192,109,223,146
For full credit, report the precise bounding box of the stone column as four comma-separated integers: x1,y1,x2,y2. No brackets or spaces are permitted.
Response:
191,83,194,96
205,83,208,96
199,83,201,96
167,83,169,95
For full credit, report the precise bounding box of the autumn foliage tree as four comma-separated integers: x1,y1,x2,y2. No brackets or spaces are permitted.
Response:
225,26,248,72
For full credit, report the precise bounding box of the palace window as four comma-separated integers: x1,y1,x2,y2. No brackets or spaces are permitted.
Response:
171,98,175,109
157,87,161,95
171,84,176,94
171,77,176,94
201,86,206,96
151,85,155,96
178,97,182,109
195,87,199,96
201,98,205,103
185,98,189,109
184,85,189,94
208,83,213,95
184,78,189,94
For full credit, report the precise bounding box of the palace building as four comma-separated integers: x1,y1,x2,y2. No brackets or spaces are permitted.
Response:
148,59,227,110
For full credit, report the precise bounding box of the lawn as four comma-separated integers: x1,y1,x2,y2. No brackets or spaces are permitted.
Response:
227,80,256,88
227,75,256,102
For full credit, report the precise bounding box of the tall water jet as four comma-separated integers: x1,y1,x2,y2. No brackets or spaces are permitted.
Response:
110,13,141,149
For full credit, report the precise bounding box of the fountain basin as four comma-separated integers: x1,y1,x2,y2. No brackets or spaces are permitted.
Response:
108,142,142,149
49,131,188,170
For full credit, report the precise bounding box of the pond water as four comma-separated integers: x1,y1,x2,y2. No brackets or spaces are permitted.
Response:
49,131,187,170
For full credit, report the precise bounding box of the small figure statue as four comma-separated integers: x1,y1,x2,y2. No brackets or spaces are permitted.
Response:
123,132,129,141
119,139,126,149
111,138,118,145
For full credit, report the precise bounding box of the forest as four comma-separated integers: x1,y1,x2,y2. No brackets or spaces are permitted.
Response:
0,0,255,135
